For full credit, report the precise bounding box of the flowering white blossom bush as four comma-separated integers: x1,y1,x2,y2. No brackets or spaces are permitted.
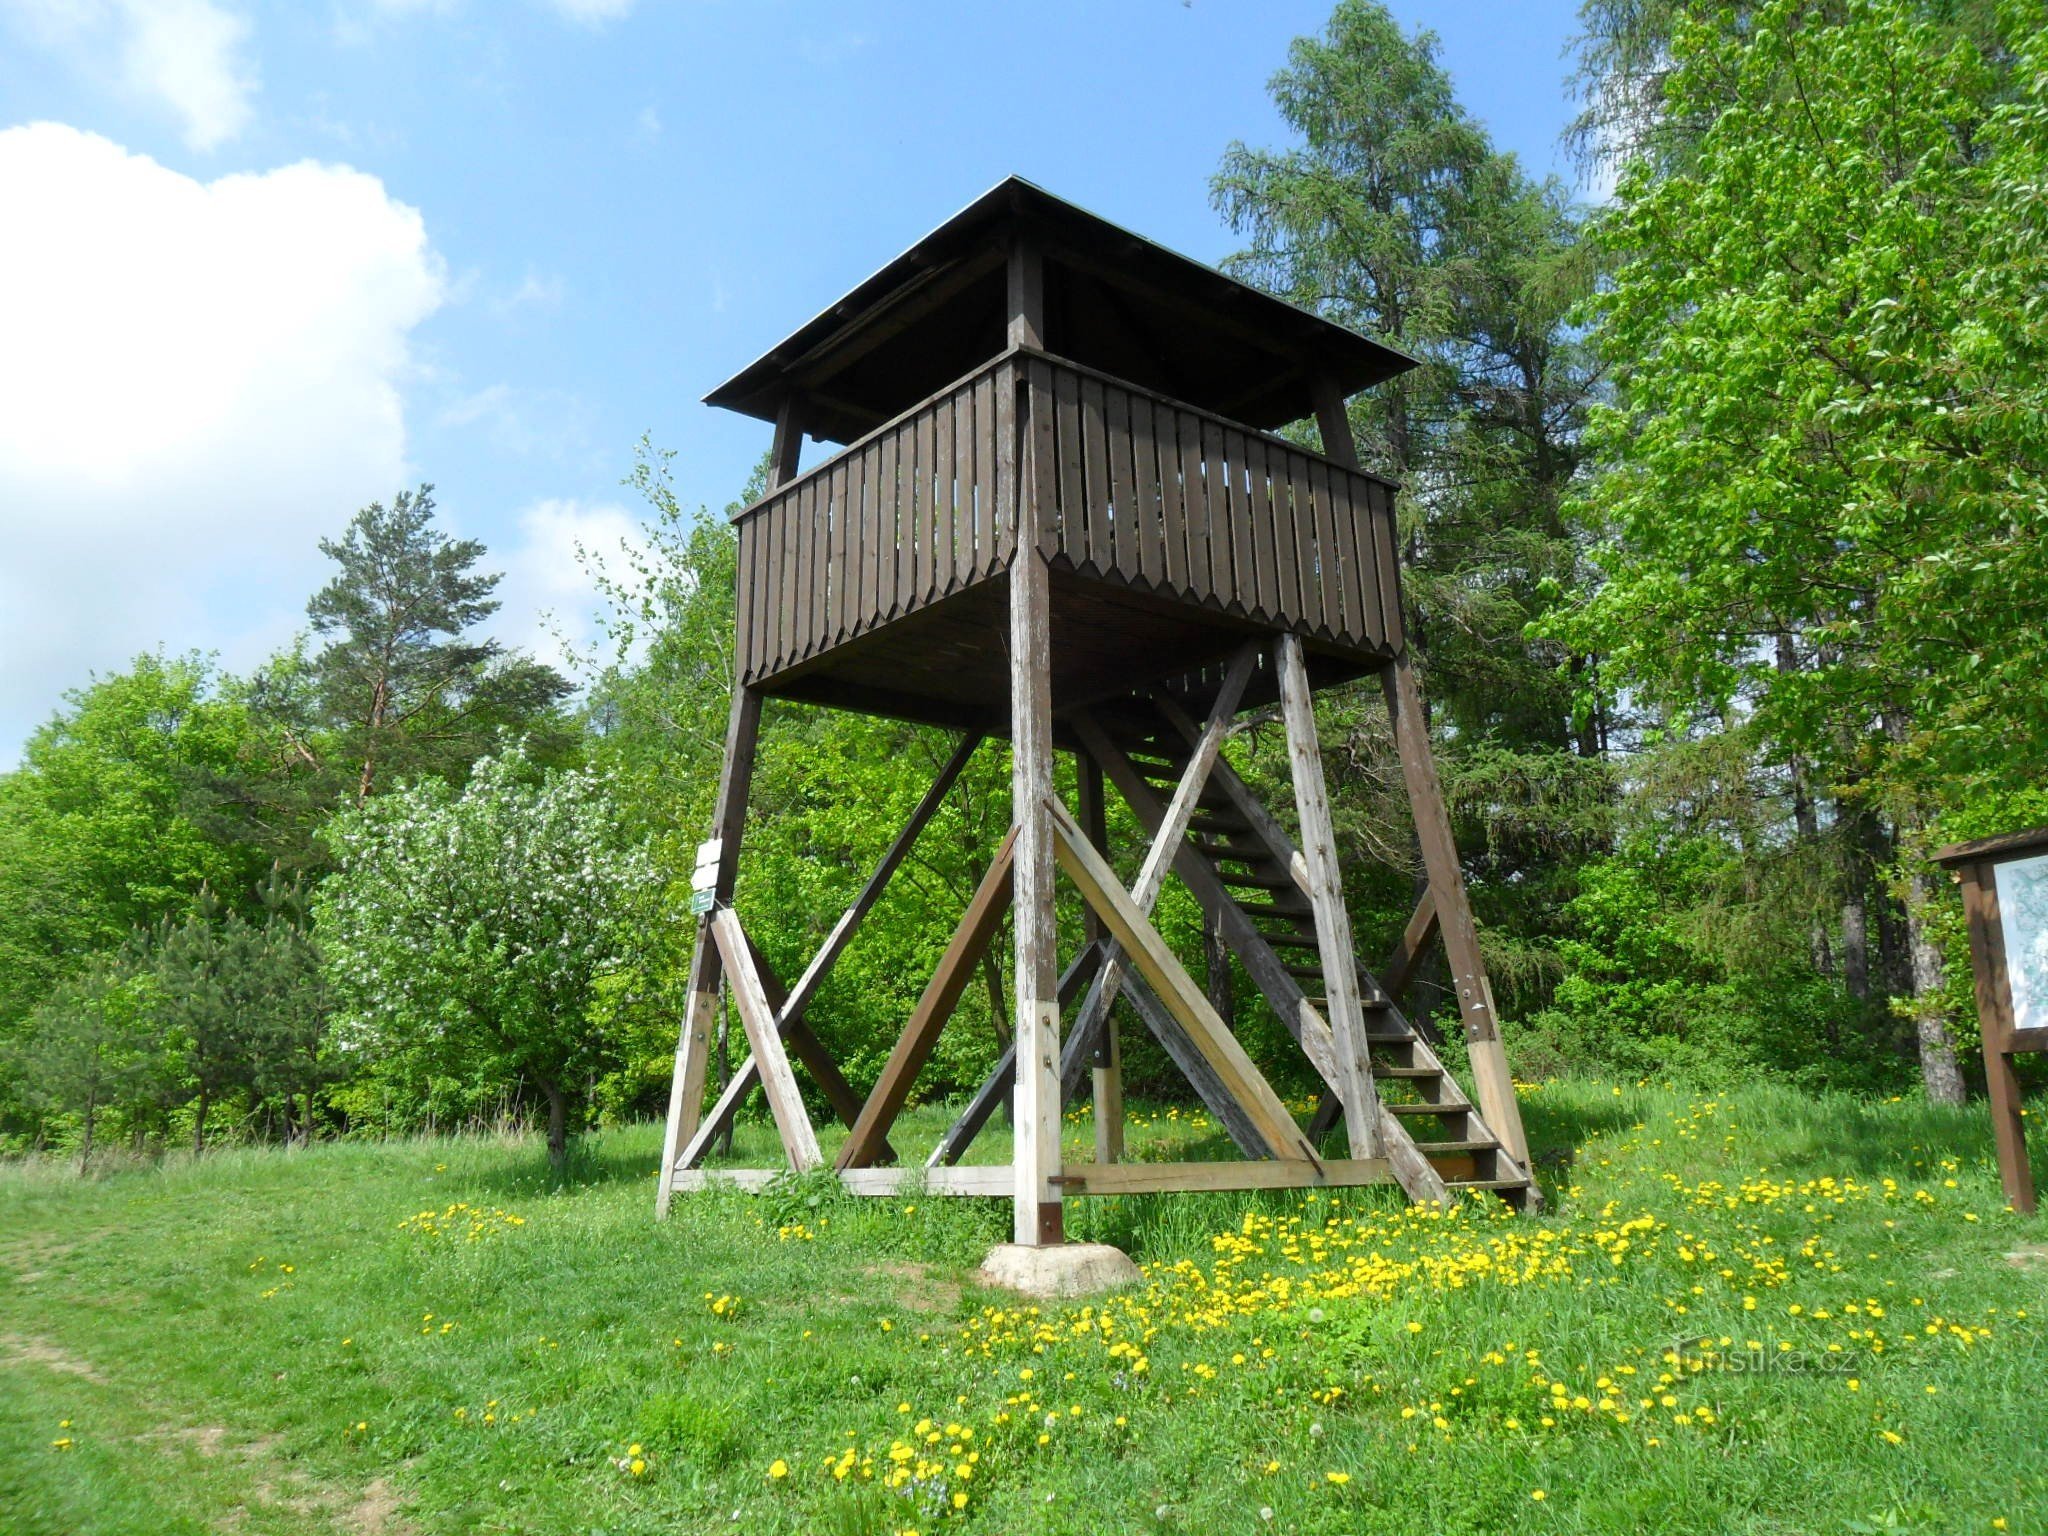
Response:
316,745,659,1159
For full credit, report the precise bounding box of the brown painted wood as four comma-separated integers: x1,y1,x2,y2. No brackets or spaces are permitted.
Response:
711,909,823,1171
837,829,1018,1171
1053,362,1085,565
1382,649,1529,1165
1961,867,2038,1212
1083,374,1115,576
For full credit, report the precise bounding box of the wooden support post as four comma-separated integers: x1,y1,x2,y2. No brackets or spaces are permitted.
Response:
1008,545,1062,1244
677,733,984,1167
1382,649,1530,1165
710,909,822,1171
657,684,761,1217
1048,797,1319,1163
837,831,1017,1170
769,391,804,488
1276,633,1383,1160
1961,872,2039,1214
1076,754,1122,1164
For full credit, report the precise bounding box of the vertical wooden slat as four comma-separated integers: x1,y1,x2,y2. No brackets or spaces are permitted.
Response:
1079,375,1110,577
1129,393,1164,589
931,394,955,597
1332,470,1371,650
1269,453,1303,634
812,476,830,660
1373,481,1403,653
1302,454,1335,638
973,371,998,576
1180,413,1213,608
1153,403,1187,598
735,522,756,682
1103,381,1132,584
898,403,919,610
764,499,783,674
1246,437,1281,624
1028,358,1059,560
994,360,1019,564
1054,363,1084,568
953,383,977,591
795,477,817,660
873,427,899,622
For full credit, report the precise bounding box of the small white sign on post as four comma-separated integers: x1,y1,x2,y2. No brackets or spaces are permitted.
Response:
687,888,717,916
690,838,724,895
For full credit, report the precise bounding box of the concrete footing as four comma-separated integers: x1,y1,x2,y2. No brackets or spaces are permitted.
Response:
977,1242,1142,1299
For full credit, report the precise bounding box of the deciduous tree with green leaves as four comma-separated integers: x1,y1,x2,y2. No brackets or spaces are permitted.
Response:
315,744,659,1164
1547,0,2048,1101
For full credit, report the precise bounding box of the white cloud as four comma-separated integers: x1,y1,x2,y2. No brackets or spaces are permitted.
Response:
1,0,258,151
541,0,635,24
0,123,447,757
494,499,649,677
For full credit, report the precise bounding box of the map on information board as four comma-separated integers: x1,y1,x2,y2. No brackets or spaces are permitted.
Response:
1994,851,2048,1035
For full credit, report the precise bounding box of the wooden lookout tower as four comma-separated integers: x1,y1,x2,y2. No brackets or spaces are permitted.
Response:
656,179,1537,1245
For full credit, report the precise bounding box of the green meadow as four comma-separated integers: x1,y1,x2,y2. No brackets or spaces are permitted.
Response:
3,1080,2045,1535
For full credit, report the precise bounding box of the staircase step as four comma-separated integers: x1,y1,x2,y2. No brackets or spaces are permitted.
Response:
1213,870,1298,891
1232,899,1314,920
1383,1101,1469,1116
1369,1064,1439,1080
1445,1178,1530,1192
1411,1138,1500,1155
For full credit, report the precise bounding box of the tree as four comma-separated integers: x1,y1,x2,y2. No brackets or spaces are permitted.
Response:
1546,0,2048,1101
3,959,162,1170
315,744,658,1164
307,485,573,803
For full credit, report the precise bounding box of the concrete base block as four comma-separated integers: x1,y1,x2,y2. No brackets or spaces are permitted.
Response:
977,1242,1142,1300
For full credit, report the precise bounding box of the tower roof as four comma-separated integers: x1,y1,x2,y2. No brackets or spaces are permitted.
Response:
705,176,1415,446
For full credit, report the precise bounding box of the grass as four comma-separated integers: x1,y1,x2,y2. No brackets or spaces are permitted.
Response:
2,1080,2045,1535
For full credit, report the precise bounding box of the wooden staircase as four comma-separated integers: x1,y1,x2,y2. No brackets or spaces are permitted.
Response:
1119,720,1539,1211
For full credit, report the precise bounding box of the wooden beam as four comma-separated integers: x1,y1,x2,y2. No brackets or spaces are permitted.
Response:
1070,645,1258,1063
1075,754,1122,1164
670,1163,1016,1198
836,830,1018,1170
1382,649,1530,1165
1009,538,1063,1244
680,733,986,1166
1276,633,1383,1160
710,909,822,1171
1381,886,1440,1006
1052,1157,1391,1196
1047,797,1319,1163
1961,868,2038,1213
768,393,804,488
926,939,1107,1170
1076,715,1451,1204
1007,236,1045,351
658,684,762,1217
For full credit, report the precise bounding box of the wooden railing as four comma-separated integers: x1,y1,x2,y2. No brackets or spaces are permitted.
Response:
732,348,1401,685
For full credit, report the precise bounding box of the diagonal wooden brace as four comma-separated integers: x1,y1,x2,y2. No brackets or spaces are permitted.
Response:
837,829,1018,1170
1047,796,1319,1164
674,733,981,1170
710,909,822,1171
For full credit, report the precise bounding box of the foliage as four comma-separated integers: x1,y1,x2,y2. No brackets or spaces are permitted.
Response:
315,743,661,1161
304,484,574,804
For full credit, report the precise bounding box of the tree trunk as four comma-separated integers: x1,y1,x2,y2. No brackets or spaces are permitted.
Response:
1902,860,1966,1105
193,1088,211,1156
538,1076,568,1168
79,1085,96,1175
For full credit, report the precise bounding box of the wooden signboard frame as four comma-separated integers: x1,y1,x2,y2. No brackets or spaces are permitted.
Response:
1935,825,2048,1215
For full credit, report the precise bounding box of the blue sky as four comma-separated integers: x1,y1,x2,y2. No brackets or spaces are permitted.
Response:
0,0,1586,763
